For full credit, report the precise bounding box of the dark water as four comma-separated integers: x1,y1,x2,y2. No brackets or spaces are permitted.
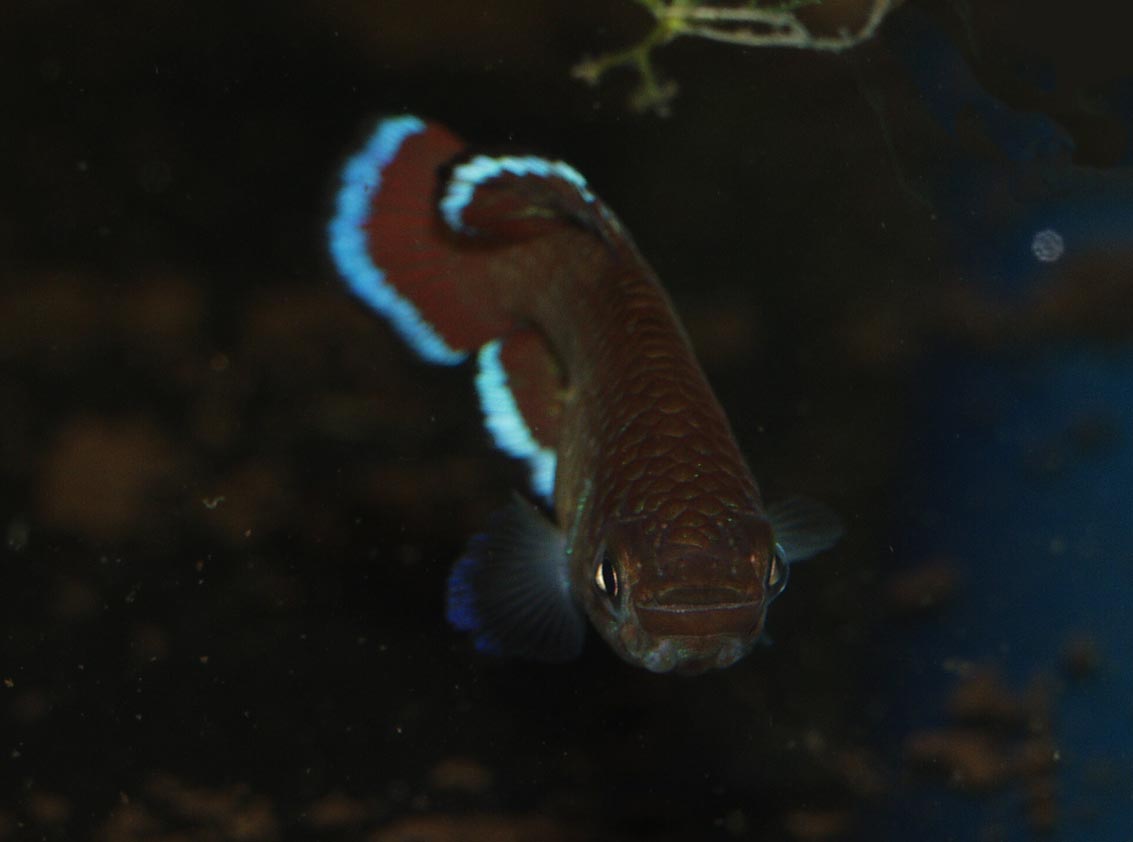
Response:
3,1,1131,839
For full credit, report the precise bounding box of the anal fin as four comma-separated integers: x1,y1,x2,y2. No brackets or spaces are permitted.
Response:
475,329,563,501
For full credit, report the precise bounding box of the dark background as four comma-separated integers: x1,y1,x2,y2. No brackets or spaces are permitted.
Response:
2,1,1130,839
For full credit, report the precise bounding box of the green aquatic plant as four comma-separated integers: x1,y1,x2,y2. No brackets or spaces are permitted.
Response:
573,0,894,114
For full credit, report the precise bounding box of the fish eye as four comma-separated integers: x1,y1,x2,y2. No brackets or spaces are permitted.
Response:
594,550,620,605
767,544,789,599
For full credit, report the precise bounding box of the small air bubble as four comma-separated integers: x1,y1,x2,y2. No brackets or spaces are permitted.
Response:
1031,228,1064,263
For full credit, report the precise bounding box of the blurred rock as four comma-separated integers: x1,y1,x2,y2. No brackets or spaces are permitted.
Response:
306,791,373,830
885,559,961,616
369,812,582,842
201,461,295,545
945,667,1045,730
24,790,71,826
50,574,100,622
782,808,854,841
96,802,160,842
0,275,105,366
429,757,494,794
37,416,178,543
113,276,205,358
143,773,280,841
905,727,1012,791
1060,634,1101,681
905,665,1061,832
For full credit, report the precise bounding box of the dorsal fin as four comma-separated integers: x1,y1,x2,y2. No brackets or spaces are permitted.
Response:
440,152,624,243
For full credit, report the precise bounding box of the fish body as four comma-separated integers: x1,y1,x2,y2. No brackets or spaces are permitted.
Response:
329,116,840,673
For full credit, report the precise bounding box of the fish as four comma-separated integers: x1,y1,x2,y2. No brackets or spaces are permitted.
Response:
328,116,842,674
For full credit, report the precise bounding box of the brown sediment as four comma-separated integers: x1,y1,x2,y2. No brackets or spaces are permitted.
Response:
904,666,1060,834
429,757,494,795
200,460,295,544
24,791,71,827
369,813,584,842
945,667,1047,729
36,416,179,543
885,558,962,616
143,774,280,839
905,727,1014,790
306,792,373,830
782,807,855,841
1060,634,1101,681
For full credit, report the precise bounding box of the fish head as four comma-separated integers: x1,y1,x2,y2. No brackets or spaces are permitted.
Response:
579,510,784,675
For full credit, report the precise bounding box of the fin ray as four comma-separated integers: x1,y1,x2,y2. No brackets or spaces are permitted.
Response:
445,496,584,662
767,497,844,564
440,152,623,243
475,333,562,501
328,116,512,362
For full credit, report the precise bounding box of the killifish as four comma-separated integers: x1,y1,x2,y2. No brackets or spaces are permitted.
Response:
328,116,841,674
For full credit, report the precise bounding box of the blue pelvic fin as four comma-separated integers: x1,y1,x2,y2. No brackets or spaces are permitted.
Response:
446,495,585,662
440,151,624,244
475,331,562,502
766,497,844,564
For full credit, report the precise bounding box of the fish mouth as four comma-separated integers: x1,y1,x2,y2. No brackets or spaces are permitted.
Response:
634,593,764,637
647,586,756,609
614,588,766,671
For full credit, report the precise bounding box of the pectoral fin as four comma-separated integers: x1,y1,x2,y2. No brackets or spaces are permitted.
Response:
767,497,844,564
446,496,585,662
